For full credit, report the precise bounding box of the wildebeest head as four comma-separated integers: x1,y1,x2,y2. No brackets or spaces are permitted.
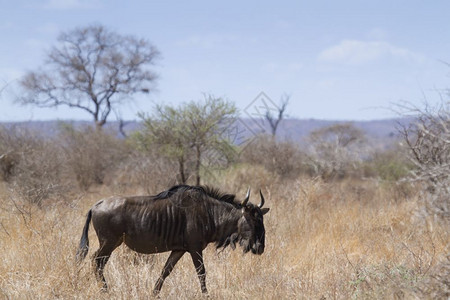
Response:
236,189,270,255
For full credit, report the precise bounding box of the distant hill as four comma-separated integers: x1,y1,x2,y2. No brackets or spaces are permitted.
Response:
1,117,411,150
236,117,409,150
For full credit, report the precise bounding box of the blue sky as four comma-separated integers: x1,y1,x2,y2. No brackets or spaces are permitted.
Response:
1,0,450,121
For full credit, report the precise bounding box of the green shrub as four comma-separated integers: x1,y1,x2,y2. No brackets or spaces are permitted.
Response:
363,148,411,181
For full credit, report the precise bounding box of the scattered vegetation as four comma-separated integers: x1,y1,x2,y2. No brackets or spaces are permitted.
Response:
0,103,448,298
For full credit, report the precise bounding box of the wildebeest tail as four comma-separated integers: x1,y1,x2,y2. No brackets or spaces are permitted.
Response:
76,209,92,263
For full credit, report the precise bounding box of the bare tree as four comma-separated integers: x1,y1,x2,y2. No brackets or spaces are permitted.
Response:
399,104,450,185
0,79,11,101
18,24,159,128
265,94,289,136
114,110,130,138
398,101,450,220
118,119,129,138
0,81,8,96
397,98,450,300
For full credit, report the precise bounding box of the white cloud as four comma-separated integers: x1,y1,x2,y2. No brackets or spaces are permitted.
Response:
318,40,425,65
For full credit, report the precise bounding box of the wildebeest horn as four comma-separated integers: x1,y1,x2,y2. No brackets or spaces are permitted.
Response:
259,190,265,208
242,188,250,206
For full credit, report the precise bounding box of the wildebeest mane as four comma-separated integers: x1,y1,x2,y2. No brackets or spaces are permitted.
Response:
152,184,194,199
153,184,238,206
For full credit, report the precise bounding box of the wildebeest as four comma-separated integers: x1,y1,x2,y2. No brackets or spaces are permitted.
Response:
76,185,269,294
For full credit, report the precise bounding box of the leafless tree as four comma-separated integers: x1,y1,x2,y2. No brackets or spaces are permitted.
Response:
17,24,159,128
0,81,8,96
0,79,11,101
113,110,130,138
399,104,450,184
398,101,450,220
118,119,129,138
396,99,450,299
265,94,289,136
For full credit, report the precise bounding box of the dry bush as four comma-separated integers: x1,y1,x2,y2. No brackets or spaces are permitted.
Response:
397,101,450,225
204,163,279,197
10,142,67,206
240,135,306,179
305,123,368,181
111,150,179,195
58,125,129,190
0,126,68,206
417,254,450,299
0,125,27,181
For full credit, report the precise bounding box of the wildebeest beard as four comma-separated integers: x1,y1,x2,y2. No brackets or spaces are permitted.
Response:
216,232,239,251
239,237,252,253
216,232,252,253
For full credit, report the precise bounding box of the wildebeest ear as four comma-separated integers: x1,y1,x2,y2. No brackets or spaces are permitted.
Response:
261,208,270,215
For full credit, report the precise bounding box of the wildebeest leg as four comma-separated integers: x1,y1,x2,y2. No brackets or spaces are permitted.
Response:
189,251,208,294
93,240,122,290
153,250,186,295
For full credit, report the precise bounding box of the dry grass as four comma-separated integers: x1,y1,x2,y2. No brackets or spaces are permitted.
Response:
0,172,448,299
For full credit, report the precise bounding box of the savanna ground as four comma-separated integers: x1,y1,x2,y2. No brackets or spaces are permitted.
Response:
0,165,448,299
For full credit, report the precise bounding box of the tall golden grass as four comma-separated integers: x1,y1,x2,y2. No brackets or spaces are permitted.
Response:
0,170,448,299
